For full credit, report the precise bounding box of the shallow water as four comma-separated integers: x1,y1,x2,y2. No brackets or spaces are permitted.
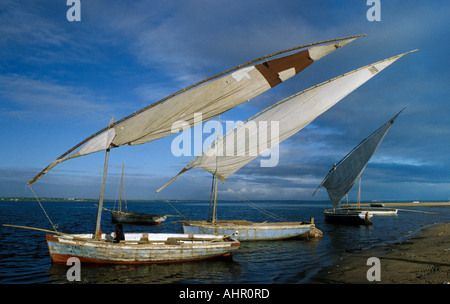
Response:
0,200,448,284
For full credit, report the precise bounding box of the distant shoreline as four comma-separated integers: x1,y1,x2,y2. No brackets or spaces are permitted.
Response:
2,197,449,206
347,202,450,207
310,222,450,284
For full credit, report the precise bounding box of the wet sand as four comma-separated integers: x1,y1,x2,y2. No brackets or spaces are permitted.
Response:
311,223,450,284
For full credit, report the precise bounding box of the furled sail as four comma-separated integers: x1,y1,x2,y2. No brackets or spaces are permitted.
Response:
28,35,363,185
313,109,404,208
156,50,415,193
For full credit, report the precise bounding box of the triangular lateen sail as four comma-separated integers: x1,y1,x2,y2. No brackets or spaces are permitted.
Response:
156,50,416,193
28,35,363,185
313,109,405,208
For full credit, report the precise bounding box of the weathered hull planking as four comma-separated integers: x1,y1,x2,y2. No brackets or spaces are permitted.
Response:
46,233,240,264
181,220,315,241
110,210,167,225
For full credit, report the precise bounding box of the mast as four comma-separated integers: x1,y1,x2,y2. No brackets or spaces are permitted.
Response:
357,177,361,208
211,116,221,223
212,177,219,223
94,148,110,239
94,117,114,239
119,163,124,212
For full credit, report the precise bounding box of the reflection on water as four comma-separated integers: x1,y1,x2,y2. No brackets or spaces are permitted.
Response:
48,257,242,284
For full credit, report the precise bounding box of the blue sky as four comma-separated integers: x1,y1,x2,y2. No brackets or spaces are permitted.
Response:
0,0,448,202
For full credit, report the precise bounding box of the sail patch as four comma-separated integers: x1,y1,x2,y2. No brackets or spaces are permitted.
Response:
278,68,296,82
79,128,116,156
231,67,254,82
368,66,379,75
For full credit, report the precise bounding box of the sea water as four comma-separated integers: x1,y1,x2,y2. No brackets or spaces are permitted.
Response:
0,200,448,284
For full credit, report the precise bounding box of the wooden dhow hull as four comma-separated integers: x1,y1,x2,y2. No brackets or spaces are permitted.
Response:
46,232,240,264
324,209,373,225
180,220,315,241
340,207,398,215
109,210,167,225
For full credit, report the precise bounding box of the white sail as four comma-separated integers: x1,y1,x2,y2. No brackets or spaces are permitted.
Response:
157,51,415,192
28,36,362,185
315,109,404,208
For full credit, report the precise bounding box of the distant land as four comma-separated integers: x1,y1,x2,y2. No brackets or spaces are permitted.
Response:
1,197,449,206
0,197,211,203
0,197,91,202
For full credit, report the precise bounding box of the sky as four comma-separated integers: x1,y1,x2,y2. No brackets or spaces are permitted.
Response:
0,0,449,202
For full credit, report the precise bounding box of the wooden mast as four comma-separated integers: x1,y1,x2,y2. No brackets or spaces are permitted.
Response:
94,148,110,239
357,177,362,208
94,117,114,239
211,116,221,223
119,163,124,212
212,177,219,223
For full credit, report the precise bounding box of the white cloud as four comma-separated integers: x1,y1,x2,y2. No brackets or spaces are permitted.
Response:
0,74,113,120
0,1,70,47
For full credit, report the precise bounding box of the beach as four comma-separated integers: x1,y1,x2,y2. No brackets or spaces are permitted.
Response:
311,222,450,284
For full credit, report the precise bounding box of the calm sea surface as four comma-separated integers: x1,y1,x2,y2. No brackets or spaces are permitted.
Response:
0,199,448,284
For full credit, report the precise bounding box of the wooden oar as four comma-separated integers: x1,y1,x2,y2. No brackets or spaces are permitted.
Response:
4,224,63,235
3,224,157,245
2,224,93,242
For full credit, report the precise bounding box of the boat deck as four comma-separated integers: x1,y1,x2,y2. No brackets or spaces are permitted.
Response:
46,232,240,264
55,232,234,245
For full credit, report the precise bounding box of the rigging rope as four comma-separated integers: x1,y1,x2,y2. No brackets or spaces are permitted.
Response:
156,191,189,221
222,183,287,222
156,179,287,222
28,185,58,232
113,175,121,211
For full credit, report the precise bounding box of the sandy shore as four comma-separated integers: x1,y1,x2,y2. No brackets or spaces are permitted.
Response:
311,223,450,284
